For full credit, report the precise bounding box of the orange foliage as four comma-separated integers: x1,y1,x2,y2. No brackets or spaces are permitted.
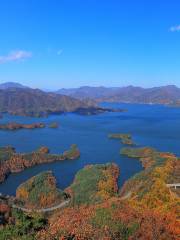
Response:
97,166,119,200
38,199,180,240
0,203,10,213
39,193,57,208
16,187,29,201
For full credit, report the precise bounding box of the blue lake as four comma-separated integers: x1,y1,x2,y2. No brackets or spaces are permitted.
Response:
1,103,180,195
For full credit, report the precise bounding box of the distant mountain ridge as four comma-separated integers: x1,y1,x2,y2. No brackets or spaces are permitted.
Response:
0,82,28,89
1,82,180,113
56,86,120,99
57,85,180,106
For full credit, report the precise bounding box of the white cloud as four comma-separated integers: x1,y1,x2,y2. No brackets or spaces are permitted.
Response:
169,25,180,32
0,50,32,64
57,49,63,55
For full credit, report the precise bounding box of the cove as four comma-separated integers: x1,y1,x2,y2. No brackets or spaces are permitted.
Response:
1,103,180,195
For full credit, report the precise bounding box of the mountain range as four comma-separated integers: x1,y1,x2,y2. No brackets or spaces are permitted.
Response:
0,82,28,90
57,85,180,106
0,82,180,117
0,87,115,117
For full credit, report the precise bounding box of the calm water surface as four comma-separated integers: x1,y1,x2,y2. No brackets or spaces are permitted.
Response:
1,103,180,195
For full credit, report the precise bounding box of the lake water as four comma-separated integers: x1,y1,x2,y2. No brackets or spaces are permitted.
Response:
1,103,180,195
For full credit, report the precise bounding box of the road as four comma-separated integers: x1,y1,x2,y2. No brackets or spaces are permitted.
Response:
120,191,132,200
12,199,70,213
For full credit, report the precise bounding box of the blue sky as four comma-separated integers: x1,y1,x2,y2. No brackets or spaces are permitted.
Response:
0,0,180,89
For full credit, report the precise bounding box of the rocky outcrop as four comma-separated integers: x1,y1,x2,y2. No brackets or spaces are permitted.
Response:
0,145,80,183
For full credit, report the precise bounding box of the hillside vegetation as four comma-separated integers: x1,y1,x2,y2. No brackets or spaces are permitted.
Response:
0,145,179,239
37,146,180,239
16,171,68,209
66,163,119,206
0,88,115,117
0,144,80,183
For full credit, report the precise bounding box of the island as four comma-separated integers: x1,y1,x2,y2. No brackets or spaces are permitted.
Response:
109,133,134,145
16,171,69,209
0,144,80,183
0,122,45,130
74,106,126,115
48,122,59,128
63,144,81,160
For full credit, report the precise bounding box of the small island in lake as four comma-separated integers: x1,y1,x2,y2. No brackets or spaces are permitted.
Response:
48,122,59,128
0,144,80,183
109,133,134,145
0,122,45,130
63,144,80,160
16,171,68,209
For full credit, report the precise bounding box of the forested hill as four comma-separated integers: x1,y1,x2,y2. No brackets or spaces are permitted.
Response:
0,88,111,117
